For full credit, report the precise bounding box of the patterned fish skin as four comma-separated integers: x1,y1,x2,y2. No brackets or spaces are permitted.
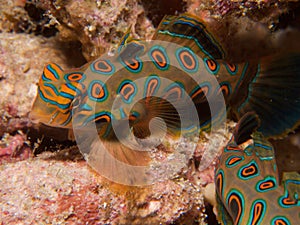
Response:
30,33,252,135
30,63,88,129
215,113,300,225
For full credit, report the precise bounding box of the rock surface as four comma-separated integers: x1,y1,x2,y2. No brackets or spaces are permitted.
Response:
0,150,206,224
1,0,300,224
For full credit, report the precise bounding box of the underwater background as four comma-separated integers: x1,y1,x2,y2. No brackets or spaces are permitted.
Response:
0,0,300,224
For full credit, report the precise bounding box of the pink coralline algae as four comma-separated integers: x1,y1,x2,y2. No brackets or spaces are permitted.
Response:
0,151,207,224
31,0,155,60
0,133,32,164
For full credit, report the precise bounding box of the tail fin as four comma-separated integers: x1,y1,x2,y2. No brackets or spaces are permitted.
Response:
30,63,84,128
152,13,225,59
235,53,300,139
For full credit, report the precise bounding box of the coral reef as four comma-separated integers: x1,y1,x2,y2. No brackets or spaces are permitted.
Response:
0,133,32,164
0,0,57,36
30,0,156,60
139,0,187,27
0,150,206,224
186,0,300,62
187,0,300,24
0,0,300,224
0,33,69,117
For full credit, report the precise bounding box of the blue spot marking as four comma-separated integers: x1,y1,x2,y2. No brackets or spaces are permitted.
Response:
119,57,143,73
225,155,244,168
217,81,232,96
238,159,260,180
224,63,238,75
81,103,92,111
66,83,79,92
38,88,57,106
254,142,273,150
271,216,291,225
203,57,220,75
43,82,59,96
225,189,245,224
60,91,75,100
247,199,266,225
91,59,115,75
88,80,108,102
64,72,86,82
143,75,161,98
216,169,225,198
148,45,170,70
280,178,300,207
130,111,140,119
160,16,224,58
255,176,277,193
117,79,137,104
84,111,113,124
175,47,199,73
189,81,211,99
244,145,254,156
164,81,185,100
38,88,70,110
119,108,126,119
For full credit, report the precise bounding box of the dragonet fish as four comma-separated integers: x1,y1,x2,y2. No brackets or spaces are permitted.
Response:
30,13,300,140
215,112,300,224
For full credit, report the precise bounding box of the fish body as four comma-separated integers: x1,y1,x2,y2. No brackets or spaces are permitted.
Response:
30,41,249,134
215,113,300,224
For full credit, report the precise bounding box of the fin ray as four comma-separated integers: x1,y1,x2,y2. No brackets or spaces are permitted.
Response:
237,53,300,138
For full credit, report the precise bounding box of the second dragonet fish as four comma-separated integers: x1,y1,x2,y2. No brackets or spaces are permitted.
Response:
216,112,300,225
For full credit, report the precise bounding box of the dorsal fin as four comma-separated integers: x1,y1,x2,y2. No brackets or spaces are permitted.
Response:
152,13,225,59
233,112,260,145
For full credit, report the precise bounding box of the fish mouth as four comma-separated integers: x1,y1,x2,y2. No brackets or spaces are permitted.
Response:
29,109,73,129
28,110,47,124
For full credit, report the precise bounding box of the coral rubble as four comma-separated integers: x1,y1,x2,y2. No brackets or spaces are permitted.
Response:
0,150,206,224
